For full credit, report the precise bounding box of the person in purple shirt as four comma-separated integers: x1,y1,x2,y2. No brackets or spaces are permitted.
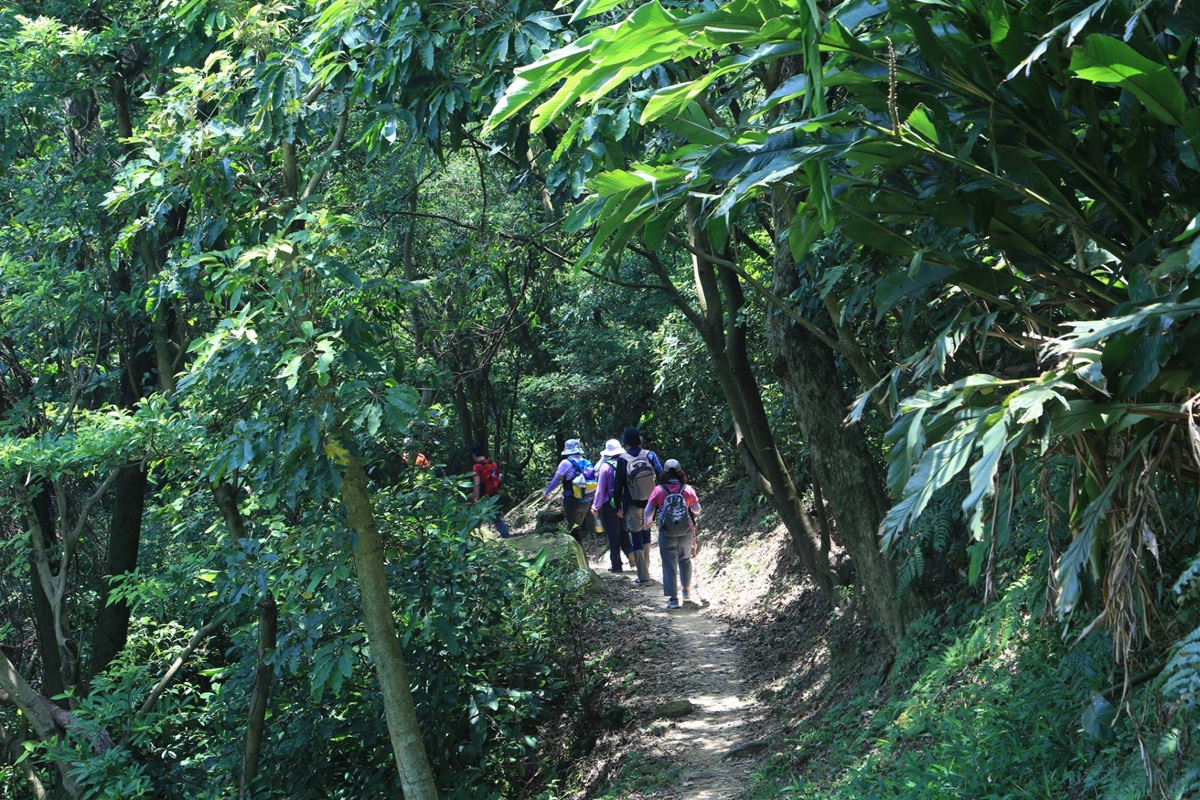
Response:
591,439,633,572
541,438,592,543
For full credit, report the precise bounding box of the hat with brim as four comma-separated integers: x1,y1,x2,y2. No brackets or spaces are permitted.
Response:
561,439,584,456
600,439,625,457
664,458,680,470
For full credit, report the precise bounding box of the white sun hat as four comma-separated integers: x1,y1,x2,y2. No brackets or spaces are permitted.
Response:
561,439,584,456
600,439,625,457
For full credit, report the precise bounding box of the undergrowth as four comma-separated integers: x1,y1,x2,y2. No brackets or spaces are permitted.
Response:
751,571,1199,800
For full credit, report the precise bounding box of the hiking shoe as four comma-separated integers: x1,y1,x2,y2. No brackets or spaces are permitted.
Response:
632,578,645,585
608,567,624,573
666,598,680,609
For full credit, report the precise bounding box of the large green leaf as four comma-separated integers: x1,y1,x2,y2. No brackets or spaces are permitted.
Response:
567,0,630,24
1070,35,1188,126
641,42,806,125
882,415,985,548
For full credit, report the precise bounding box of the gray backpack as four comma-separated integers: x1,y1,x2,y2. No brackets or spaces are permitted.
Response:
622,450,657,502
660,483,692,536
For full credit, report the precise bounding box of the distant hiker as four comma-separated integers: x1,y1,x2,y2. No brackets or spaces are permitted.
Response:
542,438,595,543
471,444,510,539
615,427,663,585
402,437,429,468
591,439,633,572
644,459,701,609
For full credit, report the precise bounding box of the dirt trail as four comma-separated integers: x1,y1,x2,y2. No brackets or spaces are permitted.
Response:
590,546,770,799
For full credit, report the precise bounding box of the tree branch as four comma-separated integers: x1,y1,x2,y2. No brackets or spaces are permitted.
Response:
136,610,230,718
64,468,123,561
668,231,847,355
625,244,705,330
299,107,349,203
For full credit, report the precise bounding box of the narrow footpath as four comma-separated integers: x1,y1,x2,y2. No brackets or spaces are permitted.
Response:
586,543,772,800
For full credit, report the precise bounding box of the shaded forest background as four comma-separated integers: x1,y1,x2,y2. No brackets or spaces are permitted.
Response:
1,0,1199,798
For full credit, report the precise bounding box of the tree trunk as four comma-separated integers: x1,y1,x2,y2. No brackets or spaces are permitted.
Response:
110,73,179,395
678,202,839,604
28,484,64,701
89,261,157,682
765,193,925,644
239,595,277,799
337,439,440,800
0,652,82,798
89,464,147,679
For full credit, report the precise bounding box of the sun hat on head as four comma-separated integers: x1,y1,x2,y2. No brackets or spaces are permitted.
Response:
600,439,625,457
664,458,680,470
561,439,584,456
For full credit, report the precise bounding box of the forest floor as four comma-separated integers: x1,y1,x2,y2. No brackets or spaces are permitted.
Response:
514,483,891,800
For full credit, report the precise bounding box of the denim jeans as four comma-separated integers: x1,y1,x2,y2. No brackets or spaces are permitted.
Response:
659,532,693,598
492,510,511,539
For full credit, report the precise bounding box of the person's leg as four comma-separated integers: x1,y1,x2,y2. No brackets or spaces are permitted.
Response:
633,548,650,582
624,505,648,581
494,511,511,539
659,533,679,598
601,505,622,571
625,505,644,548
619,514,634,567
678,545,693,599
564,496,584,543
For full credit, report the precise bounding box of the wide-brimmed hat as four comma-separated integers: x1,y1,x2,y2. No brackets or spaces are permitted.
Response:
664,458,681,470
561,439,584,456
600,439,625,457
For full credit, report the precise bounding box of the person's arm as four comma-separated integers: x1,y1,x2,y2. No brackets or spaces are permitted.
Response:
544,460,569,495
472,468,482,503
684,485,701,516
649,451,663,476
592,463,611,513
643,485,664,523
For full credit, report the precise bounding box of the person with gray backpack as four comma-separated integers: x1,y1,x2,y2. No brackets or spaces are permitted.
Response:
614,427,663,584
644,459,701,609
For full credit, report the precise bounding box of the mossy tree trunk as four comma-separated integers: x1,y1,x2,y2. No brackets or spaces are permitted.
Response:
336,433,440,800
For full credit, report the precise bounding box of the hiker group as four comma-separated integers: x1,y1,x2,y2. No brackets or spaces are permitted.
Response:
542,428,701,610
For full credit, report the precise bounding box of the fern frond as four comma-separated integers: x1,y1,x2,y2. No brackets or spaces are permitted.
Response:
1161,624,1200,711
1173,552,1200,603
1170,765,1200,800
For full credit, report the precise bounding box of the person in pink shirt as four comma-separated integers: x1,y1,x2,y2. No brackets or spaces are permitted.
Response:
643,459,702,609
